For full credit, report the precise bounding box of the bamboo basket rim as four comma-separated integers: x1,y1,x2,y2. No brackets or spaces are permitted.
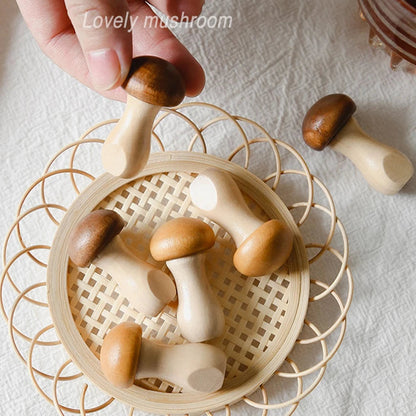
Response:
47,152,310,414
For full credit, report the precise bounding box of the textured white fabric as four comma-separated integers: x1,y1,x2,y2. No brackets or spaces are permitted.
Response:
1,0,415,415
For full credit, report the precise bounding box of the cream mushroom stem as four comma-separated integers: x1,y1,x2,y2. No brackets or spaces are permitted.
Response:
166,253,225,343
329,117,414,195
189,169,263,247
94,235,176,317
100,322,227,393
136,339,227,393
101,96,160,179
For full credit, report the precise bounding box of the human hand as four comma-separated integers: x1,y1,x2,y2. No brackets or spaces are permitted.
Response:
16,0,205,101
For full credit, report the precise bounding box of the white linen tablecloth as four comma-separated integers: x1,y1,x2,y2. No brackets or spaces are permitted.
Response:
1,0,415,414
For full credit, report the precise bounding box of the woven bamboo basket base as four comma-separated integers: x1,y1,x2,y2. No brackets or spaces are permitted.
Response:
1,102,353,416
48,153,310,415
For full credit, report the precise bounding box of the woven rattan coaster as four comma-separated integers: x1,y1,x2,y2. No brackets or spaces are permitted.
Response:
1,103,353,415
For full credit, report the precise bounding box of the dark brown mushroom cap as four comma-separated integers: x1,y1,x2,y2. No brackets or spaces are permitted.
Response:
233,219,294,277
123,56,186,107
302,94,357,150
68,209,125,267
150,218,215,262
100,322,142,388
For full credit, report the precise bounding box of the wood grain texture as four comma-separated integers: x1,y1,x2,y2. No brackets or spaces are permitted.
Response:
189,167,264,246
101,98,160,178
102,56,185,179
100,322,142,388
68,209,125,267
150,217,215,262
189,168,294,276
302,94,413,194
234,219,294,277
166,253,225,343
330,117,414,194
69,209,176,316
123,56,186,107
94,236,176,316
136,337,227,393
101,322,227,393
302,94,356,150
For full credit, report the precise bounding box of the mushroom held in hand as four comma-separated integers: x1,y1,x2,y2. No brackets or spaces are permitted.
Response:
101,56,186,178
150,218,225,343
189,169,294,277
302,93,414,195
100,322,227,393
68,209,176,316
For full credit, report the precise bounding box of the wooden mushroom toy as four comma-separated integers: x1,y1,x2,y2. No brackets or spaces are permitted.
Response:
101,56,185,178
150,218,225,343
302,94,414,195
68,209,176,316
100,322,227,393
189,169,294,277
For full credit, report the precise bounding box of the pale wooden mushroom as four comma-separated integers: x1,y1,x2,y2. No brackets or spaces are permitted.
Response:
100,322,227,393
150,218,225,343
101,56,185,179
68,209,176,316
302,93,414,195
189,169,294,277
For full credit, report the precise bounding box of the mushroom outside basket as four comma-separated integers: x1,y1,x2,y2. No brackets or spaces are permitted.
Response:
0,102,353,415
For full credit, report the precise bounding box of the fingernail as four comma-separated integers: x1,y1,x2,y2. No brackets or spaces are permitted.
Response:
86,48,122,91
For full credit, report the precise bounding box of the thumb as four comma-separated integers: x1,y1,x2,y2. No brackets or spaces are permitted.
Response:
64,0,132,91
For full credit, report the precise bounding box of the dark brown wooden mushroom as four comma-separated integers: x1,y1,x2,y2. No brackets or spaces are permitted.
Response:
68,209,176,316
302,94,414,194
302,94,356,151
123,56,186,107
101,56,186,179
68,209,124,268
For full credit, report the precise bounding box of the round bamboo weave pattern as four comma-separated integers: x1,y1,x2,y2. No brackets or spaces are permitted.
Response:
48,153,309,414
0,102,353,416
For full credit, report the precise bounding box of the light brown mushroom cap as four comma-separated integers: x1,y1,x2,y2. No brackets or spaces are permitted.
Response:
123,56,186,107
100,322,142,388
68,209,125,267
234,219,294,277
302,94,357,150
150,218,215,262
